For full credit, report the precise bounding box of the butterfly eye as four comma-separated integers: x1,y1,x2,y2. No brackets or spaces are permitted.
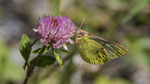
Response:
94,50,99,54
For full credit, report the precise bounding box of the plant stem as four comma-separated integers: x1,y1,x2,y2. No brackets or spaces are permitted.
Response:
23,46,45,84
23,54,42,84
31,39,38,46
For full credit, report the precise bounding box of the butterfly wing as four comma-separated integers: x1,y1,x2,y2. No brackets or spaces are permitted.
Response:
76,37,110,64
89,36,128,59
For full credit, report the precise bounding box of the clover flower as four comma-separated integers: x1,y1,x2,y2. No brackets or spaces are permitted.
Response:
33,15,76,49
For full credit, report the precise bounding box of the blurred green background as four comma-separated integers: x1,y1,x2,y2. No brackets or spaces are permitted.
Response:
0,0,150,84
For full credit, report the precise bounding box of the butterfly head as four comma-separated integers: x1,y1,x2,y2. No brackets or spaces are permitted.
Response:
75,28,92,43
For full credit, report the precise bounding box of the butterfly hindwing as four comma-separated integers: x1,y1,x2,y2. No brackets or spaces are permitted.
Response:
76,37,110,64
89,36,128,59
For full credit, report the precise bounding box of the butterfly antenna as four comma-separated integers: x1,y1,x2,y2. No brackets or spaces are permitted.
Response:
79,17,86,29
76,17,86,35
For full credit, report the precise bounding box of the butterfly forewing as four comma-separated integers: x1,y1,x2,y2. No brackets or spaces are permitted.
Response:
89,36,128,59
77,37,110,64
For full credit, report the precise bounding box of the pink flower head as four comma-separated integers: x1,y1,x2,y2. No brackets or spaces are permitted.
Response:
33,15,76,49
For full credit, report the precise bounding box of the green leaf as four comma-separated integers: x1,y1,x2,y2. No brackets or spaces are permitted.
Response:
30,55,56,67
19,34,31,61
32,47,49,55
53,50,63,67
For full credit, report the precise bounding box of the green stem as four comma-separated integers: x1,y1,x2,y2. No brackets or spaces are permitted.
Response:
23,46,45,84
31,39,38,46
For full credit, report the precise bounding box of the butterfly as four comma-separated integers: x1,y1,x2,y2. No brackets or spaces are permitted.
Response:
76,29,128,64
